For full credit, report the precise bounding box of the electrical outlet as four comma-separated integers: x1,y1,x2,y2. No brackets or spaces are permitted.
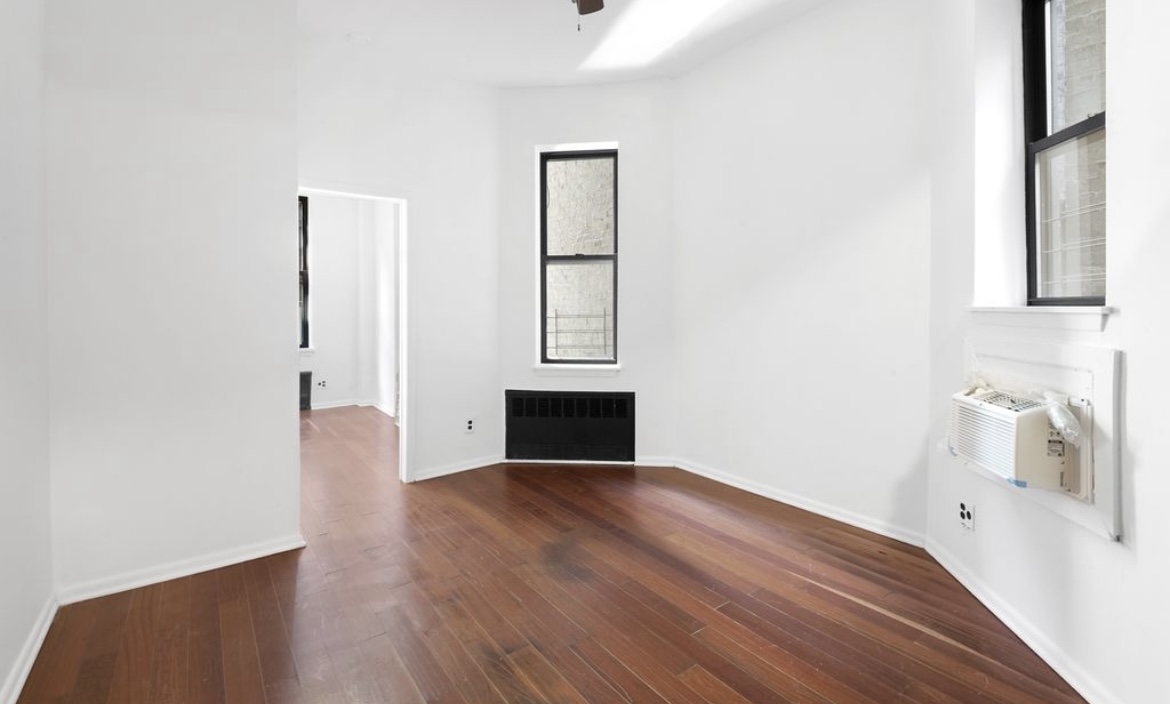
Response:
465,419,475,434
959,502,975,531
317,379,327,388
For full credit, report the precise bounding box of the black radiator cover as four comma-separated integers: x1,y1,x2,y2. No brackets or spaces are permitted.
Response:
505,390,635,462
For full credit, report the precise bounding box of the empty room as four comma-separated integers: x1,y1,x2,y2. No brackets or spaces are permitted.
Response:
1,0,1164,703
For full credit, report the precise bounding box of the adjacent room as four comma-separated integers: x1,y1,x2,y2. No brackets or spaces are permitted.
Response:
2,1,1165,703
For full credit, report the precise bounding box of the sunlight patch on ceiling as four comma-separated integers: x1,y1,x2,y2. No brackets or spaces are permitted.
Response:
580,0,735,71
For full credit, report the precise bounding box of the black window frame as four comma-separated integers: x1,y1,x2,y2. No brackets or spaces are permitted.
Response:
299,195,310,348
539,149,619,365
1022,0,1106,306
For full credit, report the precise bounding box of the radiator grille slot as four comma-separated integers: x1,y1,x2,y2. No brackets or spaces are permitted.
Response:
506,390,635,462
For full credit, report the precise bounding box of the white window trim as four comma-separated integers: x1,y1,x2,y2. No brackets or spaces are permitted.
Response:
533,363,622,378
968,306,1114,332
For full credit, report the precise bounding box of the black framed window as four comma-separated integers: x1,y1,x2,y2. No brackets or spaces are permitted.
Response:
540,150,618,364
299,195,309,348
1023,0,1106,305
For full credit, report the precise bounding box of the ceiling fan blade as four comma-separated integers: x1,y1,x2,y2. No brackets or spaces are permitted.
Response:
577,0,604,15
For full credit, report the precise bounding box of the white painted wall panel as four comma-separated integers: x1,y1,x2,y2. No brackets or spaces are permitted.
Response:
671,0,933,543
0,0,55,699
45,0,301,596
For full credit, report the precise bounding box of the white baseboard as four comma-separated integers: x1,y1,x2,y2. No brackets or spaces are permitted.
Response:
635,456,679,468
407,456,669,482
925,539,1118,704
311,400,396,416
366,402,396,419
309,399,363,411
0,594,58,704
409,456,504,483
56,534,306,606
674,458,926,548
503,459,635,467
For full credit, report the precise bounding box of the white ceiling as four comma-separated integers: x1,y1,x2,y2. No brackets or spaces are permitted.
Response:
299,0,827,87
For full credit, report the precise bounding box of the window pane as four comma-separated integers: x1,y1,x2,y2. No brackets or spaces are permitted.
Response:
1049,0,1105,132
1037,128,1106,299
546,157,615,255
546,261,614,360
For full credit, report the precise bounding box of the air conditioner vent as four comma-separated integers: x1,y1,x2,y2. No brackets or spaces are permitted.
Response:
978,391,1046,413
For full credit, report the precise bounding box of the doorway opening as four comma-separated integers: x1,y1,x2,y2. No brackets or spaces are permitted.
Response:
297,185,409,483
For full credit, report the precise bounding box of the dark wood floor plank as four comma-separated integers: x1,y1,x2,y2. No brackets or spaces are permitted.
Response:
243,559,300,691
691,624,839,704
187,570,227,704
719,597,911,701
679,664,758,704
263,676,308,704
68,591,134,704
148,577,192,704
327,644,386,704
17,603,68,704
533,642,629,704
19,408,1088,704
217,564,267,704
426,632,512,704
752,573,1082,704
505,645,591,704
357,634,426,704
510,562,698,675
569,568,788,704
105,583,165,704
570,636,709,704
283,649,347,704
381,602,468,704
444,576,531,656
25,599,106,703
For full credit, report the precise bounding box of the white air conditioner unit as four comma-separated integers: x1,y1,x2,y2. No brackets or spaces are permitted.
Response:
948,389,1070,490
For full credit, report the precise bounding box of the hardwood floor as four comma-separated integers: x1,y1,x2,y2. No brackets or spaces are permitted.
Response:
19,405,1086,703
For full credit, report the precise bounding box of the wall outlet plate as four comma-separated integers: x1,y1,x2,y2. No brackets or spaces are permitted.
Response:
465,419,475,434
959,502,975,531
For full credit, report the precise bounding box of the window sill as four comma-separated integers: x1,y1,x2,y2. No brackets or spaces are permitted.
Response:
534,364,622,378
968,306,1115,332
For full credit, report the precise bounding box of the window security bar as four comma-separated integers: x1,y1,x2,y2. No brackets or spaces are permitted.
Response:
547,310,612,357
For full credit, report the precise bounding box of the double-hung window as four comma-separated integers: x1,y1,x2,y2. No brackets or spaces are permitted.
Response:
299,195,310,348
540,149,618,364
1023,0,1106,305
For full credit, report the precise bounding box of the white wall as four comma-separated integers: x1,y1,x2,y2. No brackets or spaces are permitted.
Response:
299,47,500,479
670,0,932,543
925,1,1170,702
44,0,302,599
497,81,677,461
0,0,55,699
